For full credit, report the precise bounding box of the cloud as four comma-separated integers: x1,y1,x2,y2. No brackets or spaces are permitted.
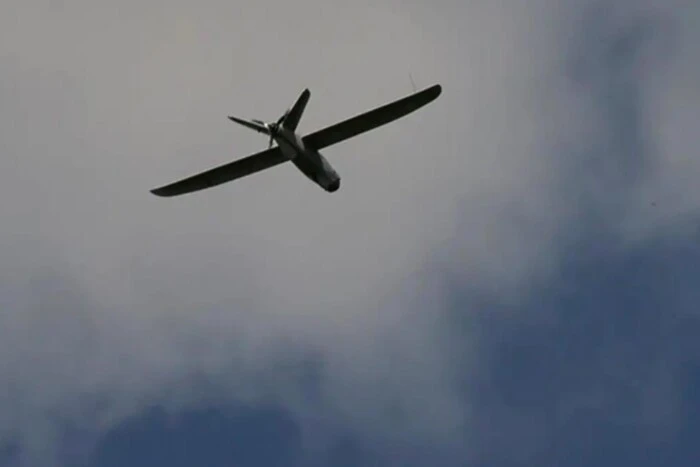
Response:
0,0,699,465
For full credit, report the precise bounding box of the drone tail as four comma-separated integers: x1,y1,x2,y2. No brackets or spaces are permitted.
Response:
282,88,310,131
227,116,271,135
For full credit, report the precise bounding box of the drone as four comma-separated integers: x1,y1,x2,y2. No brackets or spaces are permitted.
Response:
150,84,442,196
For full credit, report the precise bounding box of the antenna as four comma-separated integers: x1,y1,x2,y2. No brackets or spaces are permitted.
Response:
409,73,417,92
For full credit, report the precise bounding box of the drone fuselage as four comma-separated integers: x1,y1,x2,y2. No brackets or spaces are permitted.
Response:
273,126,341,192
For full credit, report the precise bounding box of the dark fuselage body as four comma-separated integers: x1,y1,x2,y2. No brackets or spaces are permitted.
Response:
274,127,340,192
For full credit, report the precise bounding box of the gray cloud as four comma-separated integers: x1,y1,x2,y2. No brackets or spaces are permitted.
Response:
1,0,699,465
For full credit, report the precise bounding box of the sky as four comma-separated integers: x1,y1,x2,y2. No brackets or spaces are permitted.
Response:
1,0,699,466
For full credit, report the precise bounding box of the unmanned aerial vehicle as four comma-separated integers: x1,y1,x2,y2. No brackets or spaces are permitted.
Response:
150,84,442,196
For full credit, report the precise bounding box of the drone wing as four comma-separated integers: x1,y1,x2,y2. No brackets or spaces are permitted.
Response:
150,146,287,197
302,84,441,150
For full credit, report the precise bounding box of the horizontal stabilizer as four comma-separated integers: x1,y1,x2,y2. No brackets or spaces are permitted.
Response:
228,116,270,135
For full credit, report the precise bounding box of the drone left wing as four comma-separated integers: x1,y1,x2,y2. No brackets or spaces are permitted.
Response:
150,146,287,197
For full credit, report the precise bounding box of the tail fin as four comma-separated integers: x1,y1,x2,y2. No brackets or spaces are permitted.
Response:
227,88,309,134
227,116,271,135
282,88,310,131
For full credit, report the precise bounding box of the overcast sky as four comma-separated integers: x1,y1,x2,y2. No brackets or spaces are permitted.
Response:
1,1,699,466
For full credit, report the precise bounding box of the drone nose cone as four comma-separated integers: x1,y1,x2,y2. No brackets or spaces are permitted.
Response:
327,179,340,192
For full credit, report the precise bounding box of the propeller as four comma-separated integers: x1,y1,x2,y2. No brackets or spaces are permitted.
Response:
263,109,290,149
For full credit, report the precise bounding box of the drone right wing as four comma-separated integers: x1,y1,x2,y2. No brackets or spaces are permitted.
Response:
302,84,441,151
150,146,287,197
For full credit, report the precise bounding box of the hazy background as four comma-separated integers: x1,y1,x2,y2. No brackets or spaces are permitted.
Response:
1,0,699,465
